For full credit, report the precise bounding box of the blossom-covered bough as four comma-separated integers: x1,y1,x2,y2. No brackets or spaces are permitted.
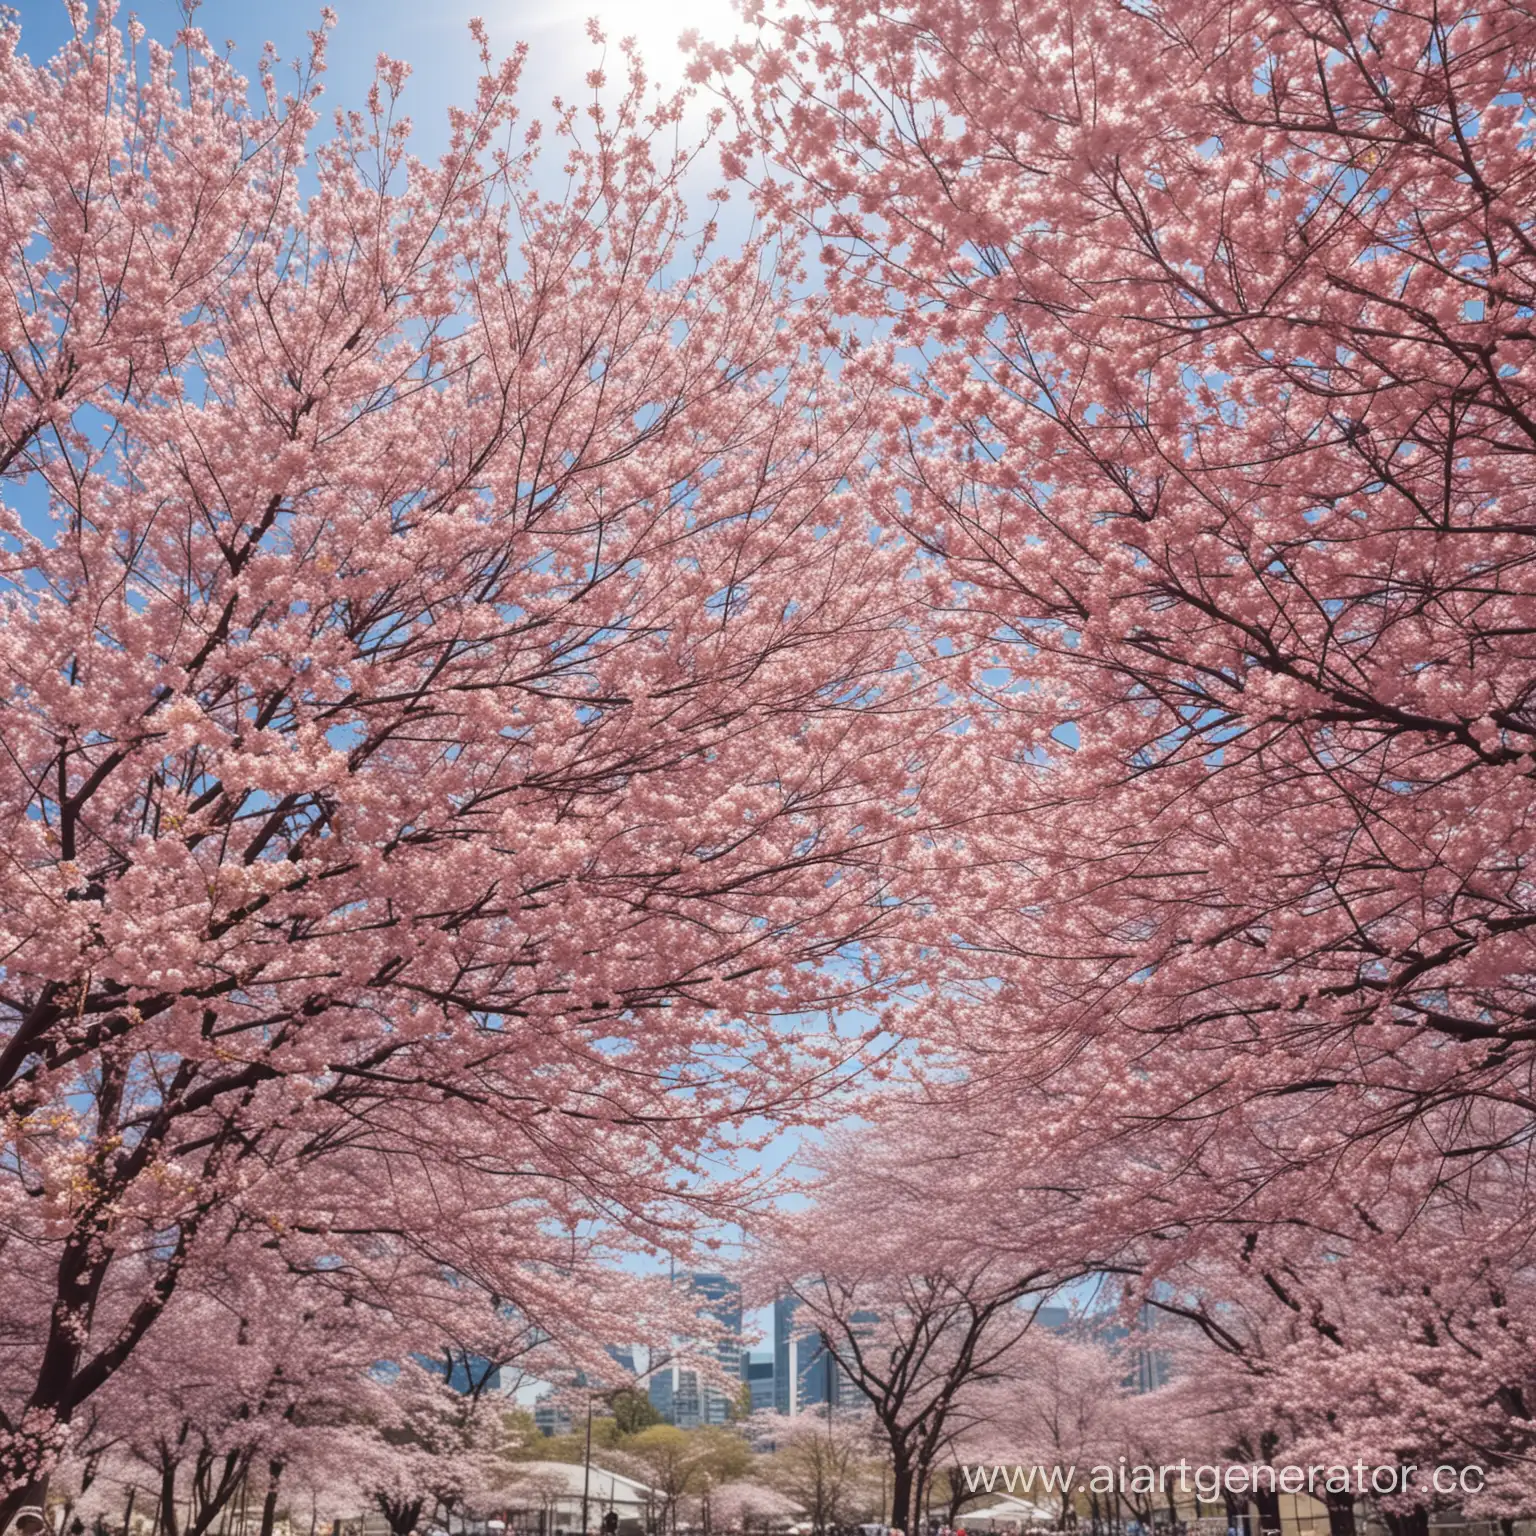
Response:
710,0,1536,1166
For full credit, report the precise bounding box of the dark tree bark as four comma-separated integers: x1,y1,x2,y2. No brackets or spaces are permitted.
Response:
1383,1511,1428,1536
157,1462,181,1536
889,1454,915,1534
377,1498,424,1536
1251,1488,1281,1536
1324,1491,1356,1536
256,1463,284,1536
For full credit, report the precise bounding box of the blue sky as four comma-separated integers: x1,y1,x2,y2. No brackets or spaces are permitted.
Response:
13,0,767,290
14,0,739,149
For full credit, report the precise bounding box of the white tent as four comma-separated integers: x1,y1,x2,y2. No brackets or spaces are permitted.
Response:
957,1497,1059,1531
496,1461,656,1533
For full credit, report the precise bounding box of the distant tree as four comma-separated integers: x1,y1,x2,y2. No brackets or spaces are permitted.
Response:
754,1134,1077,1535
623,1428,751,1535
612,1392,664,1438
335,1362,509,1536
710,1482,802,1536
759,1415,870,1536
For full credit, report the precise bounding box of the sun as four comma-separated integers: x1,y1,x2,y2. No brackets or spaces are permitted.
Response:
594,0,745,82
494,0,752,95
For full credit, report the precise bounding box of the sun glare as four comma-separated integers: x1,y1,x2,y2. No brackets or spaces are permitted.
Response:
592,0,744,85
495,0,749,95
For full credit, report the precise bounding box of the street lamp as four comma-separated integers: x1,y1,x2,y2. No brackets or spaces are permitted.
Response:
581,1394,595,1536
580,1384,631,1536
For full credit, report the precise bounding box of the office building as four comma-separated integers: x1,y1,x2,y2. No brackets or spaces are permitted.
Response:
536,1344,643,1436
647,1272,744,1428
743,1352,775,1414
772,1295,840,1414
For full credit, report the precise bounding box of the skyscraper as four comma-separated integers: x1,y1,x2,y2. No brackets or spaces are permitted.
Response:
772,1295,838,1414
743,1352,775,1414
772,1294,799,1414
648,1272,745,1428
690,1272,744,1425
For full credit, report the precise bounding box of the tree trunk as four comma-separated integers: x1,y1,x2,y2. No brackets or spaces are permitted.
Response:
1383,1512,1428,1536
256,1463,283,1536
910,1471,928,1536
185,1456,245,1536
158,1465,181,1536
946,1480,974,1530
889,1459,915,1535
1323,1493,1354,1536
376,1499,423,1536
1252,1489,1281,1536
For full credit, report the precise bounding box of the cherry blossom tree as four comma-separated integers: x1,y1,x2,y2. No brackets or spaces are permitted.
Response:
709,1479,803,1536
332,1360,512,1536
90,1262,397,1536
620,1425,752,1536
698,8,1536,1518
0,5,966,1524
753,1131,1081,1534
955,1331,1142,1530
757,1412,875,1534
1128,1143,1536,1534
764,1088,1536,1526
705,0,1536,1195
